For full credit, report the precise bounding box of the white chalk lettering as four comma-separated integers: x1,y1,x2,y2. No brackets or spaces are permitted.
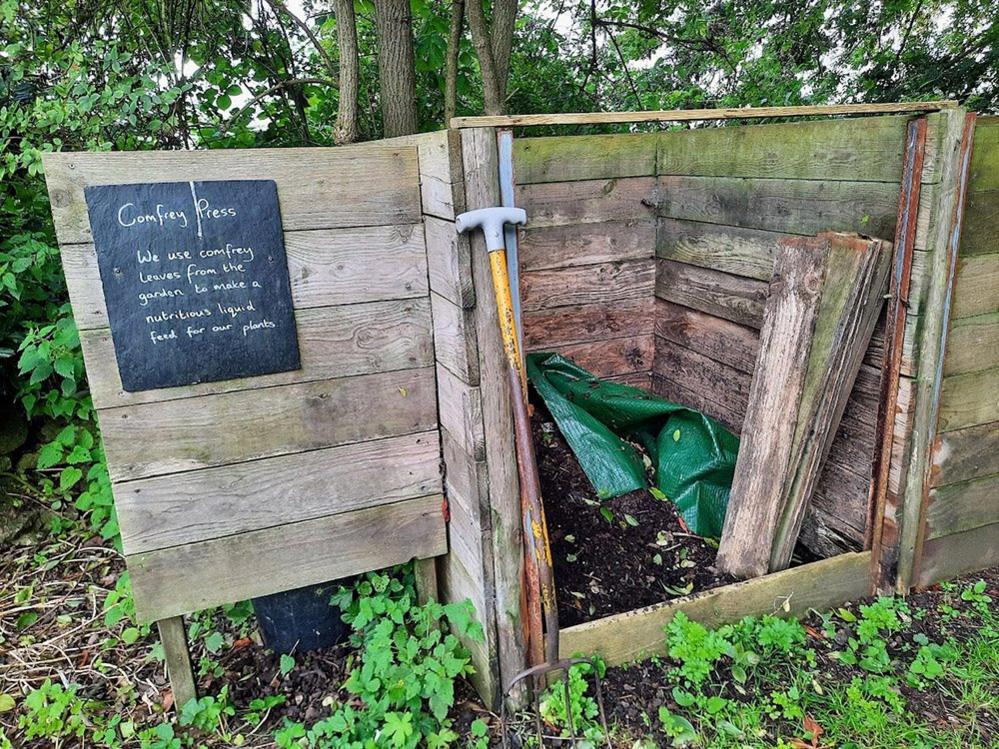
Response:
242,318,276,336
195,197,238,221
148,329,178,344
218,300,256,318
137,287,185,307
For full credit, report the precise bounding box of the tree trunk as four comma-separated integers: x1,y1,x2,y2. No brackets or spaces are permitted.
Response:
372,0,419,136
465,0,503,114
444,0,465,125
489,0,517,103
332,0,360,143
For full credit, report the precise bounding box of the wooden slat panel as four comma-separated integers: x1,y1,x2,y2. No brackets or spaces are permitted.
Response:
43,145,422,245
653,339,752,416
960,189,999,256
967,118,999,192
559,552,871,667
513,133,658,184
651,371,742,435
943,313,999,376
436,362,485,462
655,258,768,328
431,292,479,385
83,299,434,409
62,225,429,330
937,366,999,433
657,175,902,242
556,335,654,379
915,522,999,588
516,177,657,228
657,116,908,182
519,219,654,271
130,494,446,623
925,474,999,539
425,216,474,308
932,421,999,486
522,299,654,351
441,427,490,529
521,259,654,312
654,299,758,373
950,253,999,319
118,431,441,554
657,218,777,281
102,367,436,481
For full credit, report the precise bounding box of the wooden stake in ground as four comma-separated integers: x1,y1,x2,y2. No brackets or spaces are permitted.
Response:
716,233,892,579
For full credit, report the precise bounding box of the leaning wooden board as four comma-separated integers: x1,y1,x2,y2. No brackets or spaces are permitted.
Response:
42,145,447,629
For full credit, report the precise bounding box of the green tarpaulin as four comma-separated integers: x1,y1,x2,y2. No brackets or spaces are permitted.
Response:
526,352,740,538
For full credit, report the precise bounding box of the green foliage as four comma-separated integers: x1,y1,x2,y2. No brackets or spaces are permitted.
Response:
665,612,733,685
537,660,607,745
17,680,94,741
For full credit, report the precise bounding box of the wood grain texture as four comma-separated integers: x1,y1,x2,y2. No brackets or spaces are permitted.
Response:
654,299,759,374
523,299,655,351
101,366,436,481
558,552,872,666
932,421,999,486
657,116,909,182
515,177,656,228
158,617,197,707
441,427,491,531
958,190,999,256
657,218,778,281
512,133,658,184
117,431,441,554
83,299,434,409
425,216,475,308
62,225,429,330
653,339,753,418
937,366,999,433
655,258,768,328
431,292,480,385
43,145,422,245
950,254,999,319
966,117,999,192
925,473,999,539
657,175,902,242
521,259,654,312
715,239,827,579
915,522,999,588
942,313,999,376
519,219,654,272
556,335,655,379
130,494,447,623
436,362,486,462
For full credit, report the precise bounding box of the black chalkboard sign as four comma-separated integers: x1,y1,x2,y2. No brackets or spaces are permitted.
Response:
84,180,300,391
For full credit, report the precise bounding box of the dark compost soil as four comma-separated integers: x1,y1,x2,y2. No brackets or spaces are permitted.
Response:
532,409,734,628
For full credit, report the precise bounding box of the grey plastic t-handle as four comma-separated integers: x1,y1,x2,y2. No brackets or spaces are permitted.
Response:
455,207,527,252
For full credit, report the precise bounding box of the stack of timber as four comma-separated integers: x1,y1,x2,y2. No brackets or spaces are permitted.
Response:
716,234,891,579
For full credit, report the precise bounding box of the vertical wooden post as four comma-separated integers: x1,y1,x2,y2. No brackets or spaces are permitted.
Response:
157,616,197,709
413,557,439,604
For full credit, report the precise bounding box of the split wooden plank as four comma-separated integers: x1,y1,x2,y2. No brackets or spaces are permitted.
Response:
101,366,437,482
716,234,891,579
116,431,442,554
657,175,903,242
61,224,429,330
932,420,999,486
42,145,422,245
520,259,655,312
657,116,910,182
519,219,655,272
431,292,480,385
915,522,999,588
425,215,475,308
523,299,655,351
130,494,447,623
512,133,659,184
558,552,871,667
83,299,434,409
515,177,657,228
435,362,486,462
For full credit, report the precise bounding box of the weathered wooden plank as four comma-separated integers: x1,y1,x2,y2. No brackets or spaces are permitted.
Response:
950,253,999,319
447,483,491,583
556,335,654,379
513,133,658,184
414,558,439,605
431,292,480,385
102,366,437,481
653,338,752,417
519,219,654,272
158,616,197,708
932,420,999,486
117,431,441,554
958,189,999,256
83,299,434,409
657,175,902,243
657,218,778,281
43,145,422,245
523,298,654,351
130,494,447,623
657,116,909,182
937,366,999,433
61,225,429,330
654,298,759,374
425,216,475,308
942,313,999,376
515,177,657,228
559,552,872,666
436,362,486,462
925,474,999,539
915,522,999,588
521,259,654,312
441,427,490,529
651,371,742,435
966,118,999,192
655,258,768,328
